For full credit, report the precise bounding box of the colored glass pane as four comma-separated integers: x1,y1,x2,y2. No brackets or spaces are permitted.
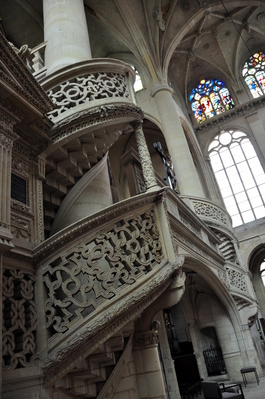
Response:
245,76,263,98
200,96,214,118
209,92,225,114
242,51,265,98
256,71,265,91
191,101,206,123
190,78,234,123
219,88,235,110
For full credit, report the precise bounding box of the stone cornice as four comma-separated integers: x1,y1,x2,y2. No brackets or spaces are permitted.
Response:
0,31,53,114
194,95,265,133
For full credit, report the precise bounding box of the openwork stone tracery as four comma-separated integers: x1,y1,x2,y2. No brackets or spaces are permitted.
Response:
43,210,163,335
47,72,130,120
2,268,39,369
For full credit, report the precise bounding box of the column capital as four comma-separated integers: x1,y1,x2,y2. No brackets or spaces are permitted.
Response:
151,84,173,97
133,330,159,350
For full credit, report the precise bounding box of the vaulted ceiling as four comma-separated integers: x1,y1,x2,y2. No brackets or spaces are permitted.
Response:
1,0,265,105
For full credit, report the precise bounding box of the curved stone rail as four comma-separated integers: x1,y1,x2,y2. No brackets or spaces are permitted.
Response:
33,188,184,385
40,59,137,124
182,196,233,231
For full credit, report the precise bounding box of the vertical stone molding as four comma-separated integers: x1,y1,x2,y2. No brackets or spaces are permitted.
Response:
151,84,204,197
0,115,18,251
43,0,92,74
134,122,159,191
133,330,167,399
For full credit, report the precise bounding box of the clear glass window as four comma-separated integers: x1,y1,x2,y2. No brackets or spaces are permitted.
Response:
208,130,265,227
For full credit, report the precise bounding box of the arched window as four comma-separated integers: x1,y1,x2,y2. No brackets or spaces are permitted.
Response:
190,78,235,123
131,65,143,92
260,260,265,286
208,130,265,227
242,51,265,98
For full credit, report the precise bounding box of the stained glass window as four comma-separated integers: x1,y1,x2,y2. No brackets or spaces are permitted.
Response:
242,51,265,98
190,78,235,123
208,130,265,227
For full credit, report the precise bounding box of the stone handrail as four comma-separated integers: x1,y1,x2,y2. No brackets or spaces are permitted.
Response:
37,59,137,124
182,196,233,231
33,189,183,378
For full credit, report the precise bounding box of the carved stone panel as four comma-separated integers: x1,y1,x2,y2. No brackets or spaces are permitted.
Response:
43,210,163,336
2,268,39,369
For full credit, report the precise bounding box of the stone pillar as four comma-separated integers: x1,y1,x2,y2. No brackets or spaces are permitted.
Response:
0,114,18,252
133,330,167,399
134,122,159,192
43,0,92,74
151,85,204,197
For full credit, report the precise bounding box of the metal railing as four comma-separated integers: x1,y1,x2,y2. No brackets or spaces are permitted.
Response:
203,347,227,376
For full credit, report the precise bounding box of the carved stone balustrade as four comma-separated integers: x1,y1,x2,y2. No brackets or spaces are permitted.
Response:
39,59,137,125
33,187,227,385
182,196,233,231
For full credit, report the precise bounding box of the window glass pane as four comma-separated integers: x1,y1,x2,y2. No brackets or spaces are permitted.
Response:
232,182,244,194
243,178,256,190
250,196,263,208
241,140,256,159
219,148,234,167
210,153,223,172
238,201,251,212
254,206,265,219
256,174,265,185
220,186,233,198
247,187,259,199
242,210,255,223
235,192,247,203
232,214,243,227
230,144,245,163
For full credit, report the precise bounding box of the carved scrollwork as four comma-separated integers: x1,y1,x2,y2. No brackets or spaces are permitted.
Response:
43,210,163,335
2,268,39,369
226,268,247,293
47,73,130,120
193,200,228,225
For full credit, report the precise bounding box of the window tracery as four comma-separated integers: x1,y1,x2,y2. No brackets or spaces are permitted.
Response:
242,51,265,98
208,130,265,227
190,78,235,123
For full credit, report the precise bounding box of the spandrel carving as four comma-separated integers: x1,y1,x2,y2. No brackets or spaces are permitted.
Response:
43,210,163,335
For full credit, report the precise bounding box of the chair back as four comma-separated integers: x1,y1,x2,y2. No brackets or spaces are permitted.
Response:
202,381,222,399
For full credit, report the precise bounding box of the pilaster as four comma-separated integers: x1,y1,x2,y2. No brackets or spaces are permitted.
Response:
0,113,18,252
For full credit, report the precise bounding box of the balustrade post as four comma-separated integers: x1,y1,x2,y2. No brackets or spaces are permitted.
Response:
134,122,159,192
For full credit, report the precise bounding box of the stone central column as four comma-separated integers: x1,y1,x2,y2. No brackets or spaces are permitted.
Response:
43,0,92,74
134,121,159,192
152,85,204,197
